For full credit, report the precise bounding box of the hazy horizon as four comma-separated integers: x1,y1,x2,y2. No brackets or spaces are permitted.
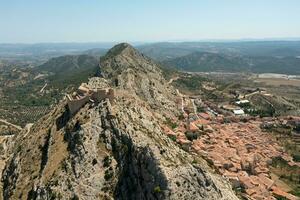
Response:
1,38,300,46
1,0,300,43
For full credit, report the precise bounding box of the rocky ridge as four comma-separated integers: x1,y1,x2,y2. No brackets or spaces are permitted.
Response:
1,43,238,200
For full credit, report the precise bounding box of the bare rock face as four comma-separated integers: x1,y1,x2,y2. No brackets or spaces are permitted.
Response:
100,43,178,113
1,43,238,200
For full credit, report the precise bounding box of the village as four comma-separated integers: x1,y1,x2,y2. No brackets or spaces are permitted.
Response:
162,89,300,200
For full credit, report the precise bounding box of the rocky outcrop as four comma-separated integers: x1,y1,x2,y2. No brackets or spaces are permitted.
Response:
1,43,238,200
0,136,13,200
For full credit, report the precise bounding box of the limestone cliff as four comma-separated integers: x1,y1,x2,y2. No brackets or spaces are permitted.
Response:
1,43,238,200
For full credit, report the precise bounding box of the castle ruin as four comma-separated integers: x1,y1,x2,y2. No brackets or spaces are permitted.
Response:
67,83,115,115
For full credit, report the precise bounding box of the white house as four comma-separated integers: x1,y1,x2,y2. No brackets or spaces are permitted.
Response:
236,100,250,105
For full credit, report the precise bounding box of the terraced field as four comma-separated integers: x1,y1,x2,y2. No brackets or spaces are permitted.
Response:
0,106,50,127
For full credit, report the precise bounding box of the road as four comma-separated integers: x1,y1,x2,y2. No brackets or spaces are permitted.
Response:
40,83,48,93
191,99,200,118
176,89,185,113
244,91,260,98
23,123,34,138
167,77,179,84
0,119,22,131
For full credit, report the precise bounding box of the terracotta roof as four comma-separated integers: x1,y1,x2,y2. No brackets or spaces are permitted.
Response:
258,174,274,189
162,126,176,136
177,138,191,145
184,119,300,199
199,112,211,119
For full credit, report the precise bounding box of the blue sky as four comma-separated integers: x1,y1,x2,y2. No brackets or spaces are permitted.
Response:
1,0,300,43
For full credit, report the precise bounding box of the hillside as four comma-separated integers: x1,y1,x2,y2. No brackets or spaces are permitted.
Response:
163,51,300,74
38,54,97,73
0,54,100,126
1,43,238,199
250,56,300,74
37,54,99,86
163,52,250,72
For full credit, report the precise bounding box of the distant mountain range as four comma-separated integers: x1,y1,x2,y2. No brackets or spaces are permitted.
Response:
139,41,300,75
2,40,300,59
51,42,300,75
1,41,300,74
163,51,300,74
163,52,249,72
139,41,300,61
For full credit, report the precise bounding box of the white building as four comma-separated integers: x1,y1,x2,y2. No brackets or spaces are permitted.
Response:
236,100,250,105
233,109,245,115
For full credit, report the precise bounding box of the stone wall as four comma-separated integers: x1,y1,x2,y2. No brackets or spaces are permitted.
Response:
67,88,115,116
67,95,90,115
91,88,115,105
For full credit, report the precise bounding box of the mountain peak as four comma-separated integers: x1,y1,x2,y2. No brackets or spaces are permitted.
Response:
100,42,158,78
104,42,139,59
113,42,132,50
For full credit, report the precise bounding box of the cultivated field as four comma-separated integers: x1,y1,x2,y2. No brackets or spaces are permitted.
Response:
255,78,300,87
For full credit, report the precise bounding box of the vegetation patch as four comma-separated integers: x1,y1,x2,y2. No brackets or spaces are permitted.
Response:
271,157,300,197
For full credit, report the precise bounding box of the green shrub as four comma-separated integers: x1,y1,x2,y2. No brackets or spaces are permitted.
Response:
168,135,177,142
293,154,300,162
104,170,113,181
154,186,161,193
165,118,177,129
103,156,111,168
